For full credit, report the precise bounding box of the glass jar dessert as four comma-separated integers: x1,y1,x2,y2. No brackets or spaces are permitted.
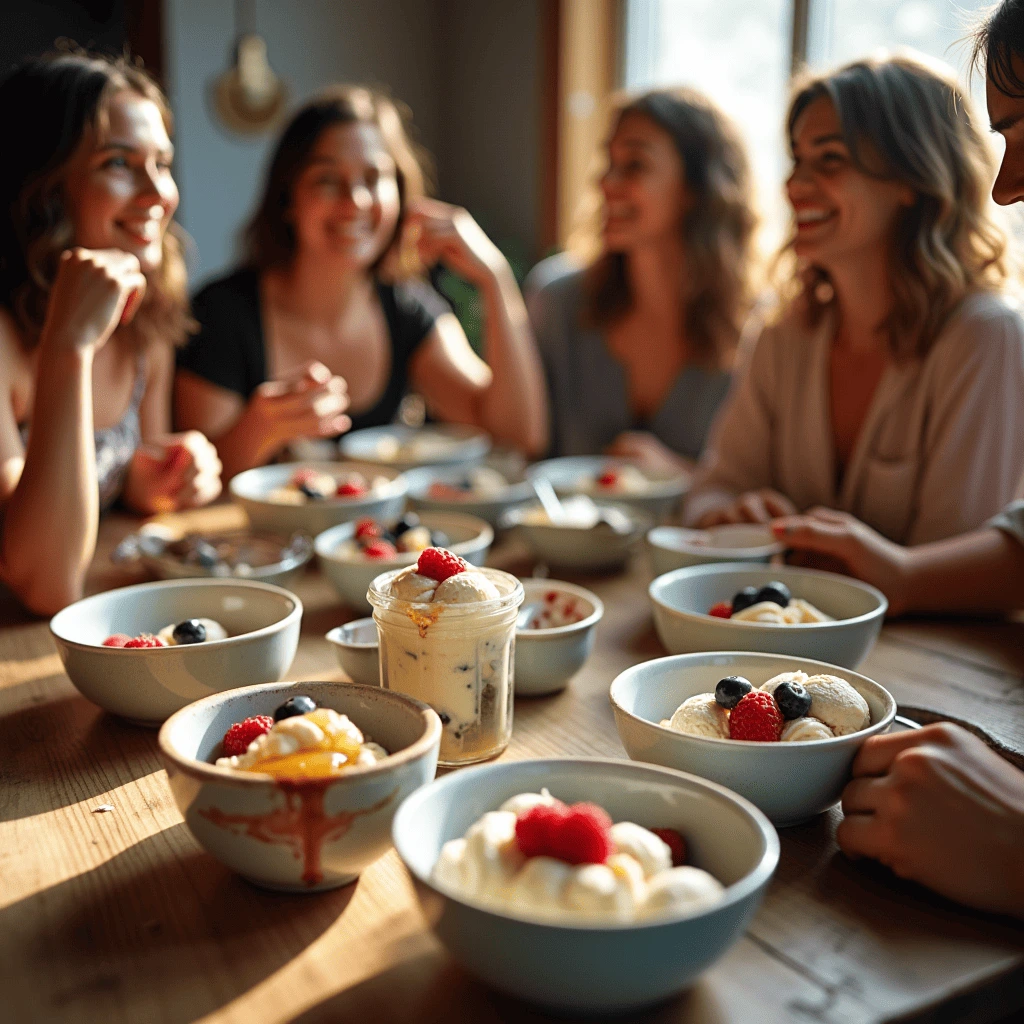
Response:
367,551,523,766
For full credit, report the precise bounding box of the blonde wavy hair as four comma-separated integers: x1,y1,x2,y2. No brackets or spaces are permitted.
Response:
780,53,1009,359
568,88,757,366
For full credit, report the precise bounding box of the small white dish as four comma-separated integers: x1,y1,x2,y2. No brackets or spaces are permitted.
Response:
649,563,887,668
515,579,603,695
647,524,784,575
325,618,380,687
610,651,897,826
315,511,493,614
49,578,302,725
339,424,491,470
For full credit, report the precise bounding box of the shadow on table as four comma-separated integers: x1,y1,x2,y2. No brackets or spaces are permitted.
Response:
2,823,355,1022
0,694,162,822
288,948,728,1024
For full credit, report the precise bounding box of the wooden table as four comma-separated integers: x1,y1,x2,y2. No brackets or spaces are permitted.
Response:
2,511,1023,1024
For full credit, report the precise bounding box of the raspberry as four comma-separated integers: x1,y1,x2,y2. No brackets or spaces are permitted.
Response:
514,804,564,858
354,518,381,540
514,802,611,865
651,828,688,866
363,540,398,559
729,690,784,742
416,547,468,582
222,715,274,757
291,469,320,488
597,470,619,487
708,602,734,618
336,479,368,497
102,634,131,647
123,635,167,649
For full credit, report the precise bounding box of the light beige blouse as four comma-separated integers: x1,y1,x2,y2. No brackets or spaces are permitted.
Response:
685,292,1024,545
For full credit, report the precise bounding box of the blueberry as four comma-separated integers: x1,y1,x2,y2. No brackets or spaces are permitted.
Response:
299,482,324,500
773,681,812,720
756,581,791,608
171,619,207,645
273,695,318,721
379,530,398,546
731,586,760,615
715,675,753,709
393,513,420,537
430,530,450,547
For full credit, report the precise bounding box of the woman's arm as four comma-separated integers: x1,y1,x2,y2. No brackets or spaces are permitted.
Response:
0,248,145,615
408,199,549,457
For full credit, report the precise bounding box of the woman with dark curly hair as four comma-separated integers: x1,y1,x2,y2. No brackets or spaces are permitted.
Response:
526,87,758,473
0,51,222,615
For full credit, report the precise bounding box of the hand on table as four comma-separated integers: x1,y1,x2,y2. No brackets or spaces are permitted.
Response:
697,488,797,527
407,197,508,287
123,430,222,514
605,431,693,478
837,723,1024,918
249,361,351,451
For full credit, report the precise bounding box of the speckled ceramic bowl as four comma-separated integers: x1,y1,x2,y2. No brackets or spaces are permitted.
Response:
159,680,441,891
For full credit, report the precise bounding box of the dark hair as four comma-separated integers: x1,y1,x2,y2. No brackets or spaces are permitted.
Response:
783,55,1007,359
243,85,431,275
971,0,1024,97
0,48,190,350
573,88,756,365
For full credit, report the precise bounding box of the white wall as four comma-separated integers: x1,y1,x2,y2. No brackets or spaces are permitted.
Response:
165,0,443,286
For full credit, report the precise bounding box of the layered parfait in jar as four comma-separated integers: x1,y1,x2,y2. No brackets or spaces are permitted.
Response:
368,548,523,766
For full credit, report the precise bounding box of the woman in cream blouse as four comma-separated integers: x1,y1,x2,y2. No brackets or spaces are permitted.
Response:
685,54,1024,546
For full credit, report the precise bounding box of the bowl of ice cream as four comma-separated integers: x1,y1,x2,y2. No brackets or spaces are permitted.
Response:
526,456,688,521
339,424,491,470
49,578,302,725
325,618,380,687
515,580,604,696
649,563,887,669
315,511,493,614
405,464,535,528
159,680,441,891
647,524,784,576
229,461,407,536
392,756,777,1013
610,652,896,826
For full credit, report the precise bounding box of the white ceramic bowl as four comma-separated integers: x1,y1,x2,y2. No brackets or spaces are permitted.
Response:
339,424,491,470
392,757,778,1013
515,579,603,695
315,511,494,613
160,680,441,891
229,461,407,536
405,466,535,528
325,618,380,687
650,563,887,669
526,456,688,521
49,579,302,725
502,502,648,572
647,524,784,576
611,652,897,826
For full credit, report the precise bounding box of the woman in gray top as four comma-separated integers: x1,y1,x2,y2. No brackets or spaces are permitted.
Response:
526,88,757,472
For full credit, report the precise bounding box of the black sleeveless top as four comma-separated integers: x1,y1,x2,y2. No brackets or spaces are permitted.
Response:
176,268,450,430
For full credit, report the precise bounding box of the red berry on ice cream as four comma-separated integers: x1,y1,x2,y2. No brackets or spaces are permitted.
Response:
708,602,733,619
222,715,274,757
514,804,564,858
416,547,468,582
597,470,619,487
363,540,398,559
729,691,784,742
651,828,688,866
102,634,131,647
123,635,167,649
514,802,612,865
354,518,381,540
336,479,368,497
291,469,319,488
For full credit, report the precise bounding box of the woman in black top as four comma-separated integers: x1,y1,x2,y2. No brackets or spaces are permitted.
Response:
175,86,548,478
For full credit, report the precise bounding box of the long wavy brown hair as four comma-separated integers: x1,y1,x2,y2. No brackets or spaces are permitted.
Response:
781,54,1009,359
0,48,191,351
243,85,431,277
569,88,757,366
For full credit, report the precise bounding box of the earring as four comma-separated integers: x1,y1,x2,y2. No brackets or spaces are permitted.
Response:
813,280,834,304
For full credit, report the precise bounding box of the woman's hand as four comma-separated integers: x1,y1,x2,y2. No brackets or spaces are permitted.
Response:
606,431,693,477
697,488,797,526
837,723,1024,918
42,248,147,353
408,198,507,287
123,430,222,514
771,507,910,614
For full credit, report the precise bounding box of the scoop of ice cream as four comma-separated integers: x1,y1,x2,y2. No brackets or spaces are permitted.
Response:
272,715,326,748
216,727,299,769
643,866,724,917
469,467,508,497
803,674,870,736
432,571,500,604
388,566,438,602
356,741,389,765
267,486,305,505
667,693,730,739
759,670,810,695
562,862,638,921
781,716,834,742
506,856,572,917
609,821,672,878
500,789,559,816
789,598,833,623
732,601,788,623
600,464,648,494
433,837,470,892
459,810,524,897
